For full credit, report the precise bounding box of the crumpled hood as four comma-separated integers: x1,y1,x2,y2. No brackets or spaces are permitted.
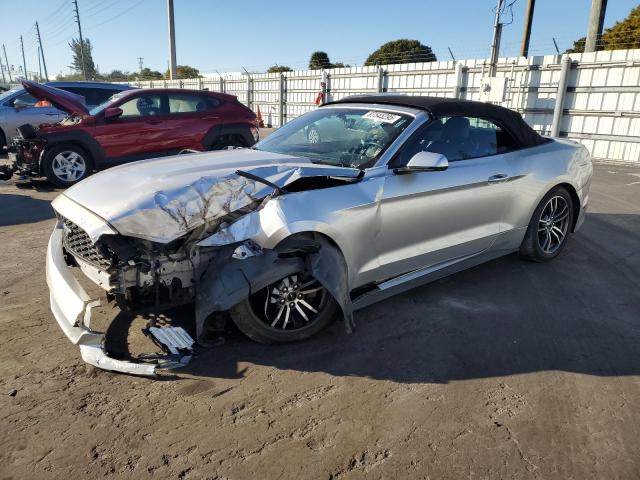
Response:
59,149,361,243
21,79,90,116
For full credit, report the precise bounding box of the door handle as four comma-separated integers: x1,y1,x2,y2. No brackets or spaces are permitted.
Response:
145,120,163,125
488,173,509,183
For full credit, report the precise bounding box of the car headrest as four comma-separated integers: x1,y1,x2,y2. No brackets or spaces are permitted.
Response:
442,116,470,141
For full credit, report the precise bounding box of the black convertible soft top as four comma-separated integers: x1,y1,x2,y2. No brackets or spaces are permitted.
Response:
326,94,548,148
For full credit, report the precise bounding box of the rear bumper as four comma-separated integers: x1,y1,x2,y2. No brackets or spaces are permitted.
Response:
46,224,157,375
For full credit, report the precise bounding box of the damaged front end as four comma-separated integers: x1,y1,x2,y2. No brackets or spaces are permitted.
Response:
48,158,361,375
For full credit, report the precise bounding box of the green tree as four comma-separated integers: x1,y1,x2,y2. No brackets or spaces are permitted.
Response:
164,65,201,79
365,39,437,66
104,69,129,81
133,68,164,81
68,38,97,78
309,51,331,70
566,5,640,53
267,65,293,73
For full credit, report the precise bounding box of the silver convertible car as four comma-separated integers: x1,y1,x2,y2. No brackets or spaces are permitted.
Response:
47,95,593,374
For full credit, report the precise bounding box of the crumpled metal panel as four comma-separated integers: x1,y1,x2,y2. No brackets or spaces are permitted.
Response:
60,148,361,244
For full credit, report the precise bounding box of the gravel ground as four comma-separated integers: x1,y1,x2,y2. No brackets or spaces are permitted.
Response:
0,162,639,479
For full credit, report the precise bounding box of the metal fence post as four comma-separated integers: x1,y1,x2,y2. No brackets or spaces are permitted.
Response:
377,66,385,93
219,76,225,93
279,73,286,126
551,55,572,137
246,76,252,109
198,77,203,90
453,62,465,98
321,70,328,104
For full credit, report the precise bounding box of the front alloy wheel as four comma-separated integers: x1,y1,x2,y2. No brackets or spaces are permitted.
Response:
51,151,87,183
43,143,93,187
230,273,337,344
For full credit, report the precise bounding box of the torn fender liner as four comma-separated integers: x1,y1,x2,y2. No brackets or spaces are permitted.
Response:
306,236,355,333
195,234,354,341
195,247,305,341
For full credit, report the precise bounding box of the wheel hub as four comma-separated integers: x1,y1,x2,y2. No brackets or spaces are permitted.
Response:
264,275,324,329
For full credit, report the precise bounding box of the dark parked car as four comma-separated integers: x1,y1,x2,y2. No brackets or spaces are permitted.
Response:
5,80,259,187
0,80,133,150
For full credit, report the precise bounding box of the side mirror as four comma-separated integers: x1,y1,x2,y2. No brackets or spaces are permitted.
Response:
13,99,30,111
104,107,123,120
394,151,448,174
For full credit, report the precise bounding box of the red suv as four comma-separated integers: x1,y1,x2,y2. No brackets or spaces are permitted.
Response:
8,80,258,187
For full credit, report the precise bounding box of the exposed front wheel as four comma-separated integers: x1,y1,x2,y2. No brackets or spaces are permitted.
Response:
42,143,93,187
520,186,574,262
230,273,337,344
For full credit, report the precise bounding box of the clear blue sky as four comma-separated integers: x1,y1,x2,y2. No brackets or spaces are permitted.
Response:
0,0,637,77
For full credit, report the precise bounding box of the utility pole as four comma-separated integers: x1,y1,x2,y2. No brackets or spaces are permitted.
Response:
137,57,144,73
2,45,11,82
488,0,504,77
19,36,28,80
585,0,608,53
167,0,177,79
519,0,535,58
37,46,42,80
35,21,49,81
73,0,88,80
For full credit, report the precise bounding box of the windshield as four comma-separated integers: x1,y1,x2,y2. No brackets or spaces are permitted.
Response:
254,107,412,168
88,92,128,115
0,88,22,104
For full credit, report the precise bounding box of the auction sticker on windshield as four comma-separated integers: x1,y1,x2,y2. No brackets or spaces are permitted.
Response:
362,111,402,123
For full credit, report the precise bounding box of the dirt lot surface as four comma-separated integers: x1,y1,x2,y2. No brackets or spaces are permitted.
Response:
0,162,639,479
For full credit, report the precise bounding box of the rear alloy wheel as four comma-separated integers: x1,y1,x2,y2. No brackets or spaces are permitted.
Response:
520,186,574,261
230,273,337,344
43,144,93,187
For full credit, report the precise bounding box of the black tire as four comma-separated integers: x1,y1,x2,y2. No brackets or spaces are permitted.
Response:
209,135,247,150
520,186,574,262
42,143,93,188
230,272,338,344
0,129,6,152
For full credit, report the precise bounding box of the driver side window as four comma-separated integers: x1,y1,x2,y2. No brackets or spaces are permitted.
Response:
118,94,163,118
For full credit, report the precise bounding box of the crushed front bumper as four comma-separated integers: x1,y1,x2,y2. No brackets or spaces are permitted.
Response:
46,224,157,376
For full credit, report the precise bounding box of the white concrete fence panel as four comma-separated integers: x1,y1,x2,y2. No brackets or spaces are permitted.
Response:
124,49,640,163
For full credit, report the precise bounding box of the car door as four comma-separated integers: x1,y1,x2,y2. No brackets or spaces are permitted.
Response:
93,92,169,164
373,116,516,281
164,92,220,150
1,91,65,139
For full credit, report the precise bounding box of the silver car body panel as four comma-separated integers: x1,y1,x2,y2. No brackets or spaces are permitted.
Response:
46,102,593,375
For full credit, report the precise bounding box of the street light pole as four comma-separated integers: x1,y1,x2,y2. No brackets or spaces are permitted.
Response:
519,0,535,58
167,0,177,79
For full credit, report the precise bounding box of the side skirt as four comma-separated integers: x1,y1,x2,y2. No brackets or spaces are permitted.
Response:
351,247,518,311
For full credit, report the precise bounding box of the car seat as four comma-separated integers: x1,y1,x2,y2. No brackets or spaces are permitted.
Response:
426,116,474,160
